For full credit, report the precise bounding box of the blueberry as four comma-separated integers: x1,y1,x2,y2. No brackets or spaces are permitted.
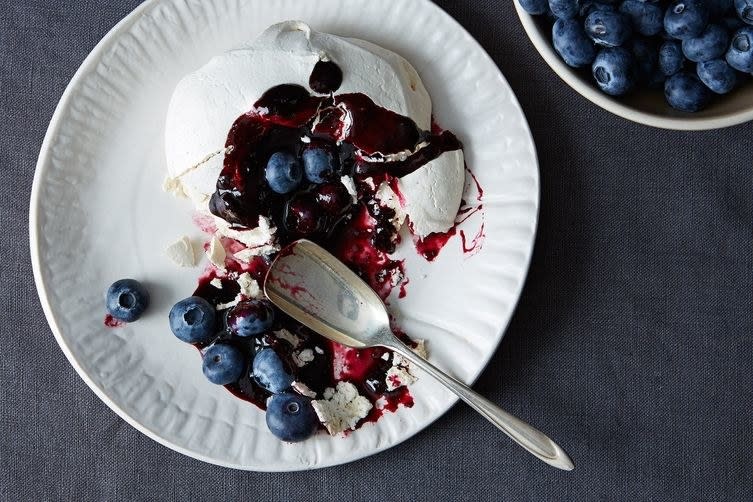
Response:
619,0,664,36
226,299,275,337
585,10,632,46
266,393,319,442
580,1,616,17
314,183,352,215
202,344,245,385
664,72,712,111
549,0,579,18
169,296,216,343
664,0,710,40
302,147,336,184
285,192,324,235
682,24,729,62
265,151,302,194
659,41,686,75
518,0,550,15
553,18,597,67
697,59,739,93
726,27,753,72
253,348,294,393
106,279,150,322
735,0,753,25
592,47,636,95
631,38,659,84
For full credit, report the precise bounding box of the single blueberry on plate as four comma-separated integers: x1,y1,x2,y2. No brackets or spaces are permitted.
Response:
664,0,710,40
265,151,303,194
682,24,729,62
664,72,712,111
697,59,739,93
266,393,319,442
619,0,664,36
202,344,245,385
659,40,685,76
169,296,216,343
226,299,275,337
302,147,336,184
548,0,579,19
585,10,632,47
592,47,636,95
518,0,549,15
735,0,753,25
553,18,597,67
253,348,295,393
726,27,753,72
106,279,150,322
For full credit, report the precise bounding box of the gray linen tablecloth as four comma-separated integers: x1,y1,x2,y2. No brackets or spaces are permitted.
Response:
2,1,751,500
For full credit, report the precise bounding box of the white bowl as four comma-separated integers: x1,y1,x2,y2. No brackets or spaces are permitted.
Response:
513,3,753,130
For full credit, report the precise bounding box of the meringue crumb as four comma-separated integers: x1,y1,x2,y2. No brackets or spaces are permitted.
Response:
340,175,359,204
209,278,223,289
237,272,261,299
206,236,226,270
312,382,372,435
165,236,196,267
292,381,317,398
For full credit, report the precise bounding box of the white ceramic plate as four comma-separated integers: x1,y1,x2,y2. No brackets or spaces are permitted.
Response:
30,0,539,471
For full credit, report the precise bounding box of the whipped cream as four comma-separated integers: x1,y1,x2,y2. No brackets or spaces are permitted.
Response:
165,21,464,237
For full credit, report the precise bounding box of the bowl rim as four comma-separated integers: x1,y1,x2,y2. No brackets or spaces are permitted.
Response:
513,2,753,131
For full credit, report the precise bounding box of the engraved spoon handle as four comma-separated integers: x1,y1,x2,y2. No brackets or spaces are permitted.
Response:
391,344,574,471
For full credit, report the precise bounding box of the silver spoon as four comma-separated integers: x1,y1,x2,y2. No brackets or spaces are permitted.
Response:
264,239,574,471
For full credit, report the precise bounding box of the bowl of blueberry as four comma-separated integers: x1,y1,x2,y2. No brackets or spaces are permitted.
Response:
514,0,753,130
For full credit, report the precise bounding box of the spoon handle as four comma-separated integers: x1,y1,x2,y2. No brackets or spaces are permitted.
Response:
392,345,574,471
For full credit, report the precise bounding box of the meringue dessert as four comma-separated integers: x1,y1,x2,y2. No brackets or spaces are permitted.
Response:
163,21,468,440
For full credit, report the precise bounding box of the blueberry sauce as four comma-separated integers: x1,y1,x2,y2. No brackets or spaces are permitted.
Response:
104,314,125,328
309,60,343,94
185,60,474,430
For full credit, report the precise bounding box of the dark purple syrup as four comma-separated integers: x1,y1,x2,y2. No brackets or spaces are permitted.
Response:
192,60,466,425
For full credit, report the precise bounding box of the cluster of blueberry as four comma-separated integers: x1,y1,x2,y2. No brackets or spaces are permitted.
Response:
105,280,320,442
168,296,320,442
519,0,753,112
265,144,352,238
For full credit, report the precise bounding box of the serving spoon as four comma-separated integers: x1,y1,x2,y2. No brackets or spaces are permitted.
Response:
264,239,574,471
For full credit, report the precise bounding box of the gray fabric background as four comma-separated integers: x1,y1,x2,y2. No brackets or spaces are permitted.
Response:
2,1,752,500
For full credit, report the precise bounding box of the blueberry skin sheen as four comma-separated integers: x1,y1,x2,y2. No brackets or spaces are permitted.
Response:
302,147,336,184
664,72,712,112
553,18,597,67
580,1,615,17
585,10,632,47
106,279,150,322
664,0,710,40
592,47,636,96
226,299,275,337
518,0,549,15
265,151,303,194
619,0,664,36
253,348,295,394
266,393,319,442
659,41,685,76
169,296,216,343
202,344,245,385
697,59,738,94
726,27,753,72
548,0,579,19
735,0,753,25
682,24,729,62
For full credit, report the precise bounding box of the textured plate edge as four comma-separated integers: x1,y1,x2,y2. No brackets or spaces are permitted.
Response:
512,1,753,131
28,0,541,471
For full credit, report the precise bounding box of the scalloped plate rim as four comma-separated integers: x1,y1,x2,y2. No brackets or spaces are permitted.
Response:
29,0,540,471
